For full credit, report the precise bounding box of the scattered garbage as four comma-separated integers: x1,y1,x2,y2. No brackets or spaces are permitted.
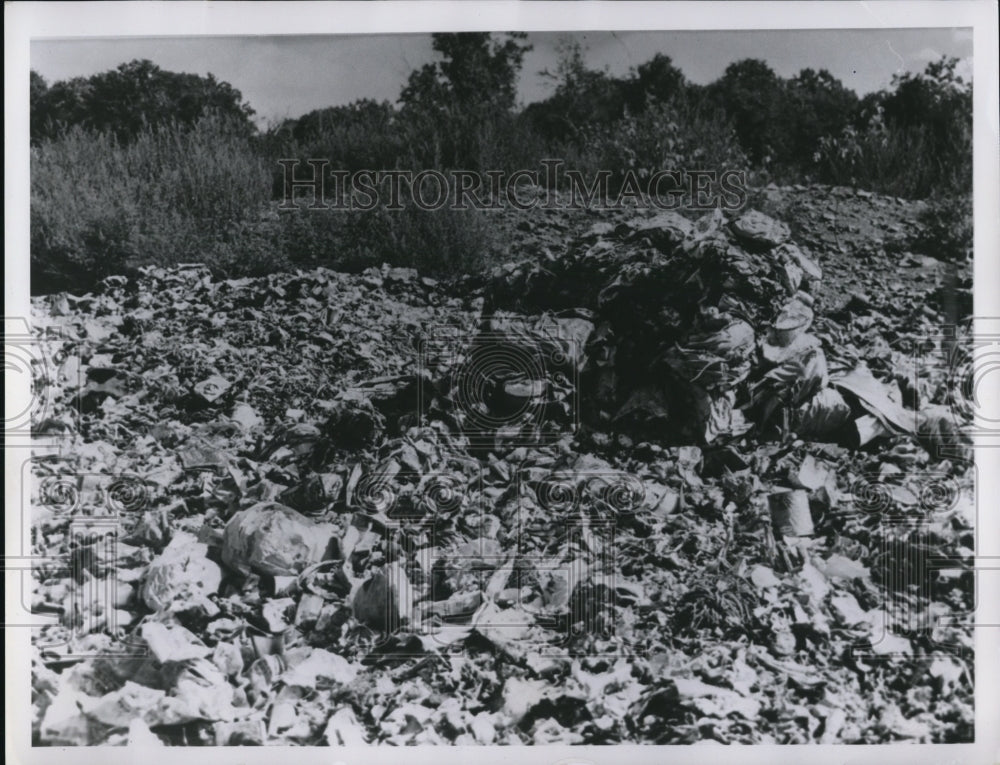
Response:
26,191,974,745
222,502,337,577
142,533,222,613
478,209,847,446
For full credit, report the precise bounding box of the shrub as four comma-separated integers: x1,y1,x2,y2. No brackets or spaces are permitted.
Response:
914,193,973,263
31,116,273,292
277,202,503,277
563,95,749,200
812,113,971,199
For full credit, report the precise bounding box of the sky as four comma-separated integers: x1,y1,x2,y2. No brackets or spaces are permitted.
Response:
31,29,973,128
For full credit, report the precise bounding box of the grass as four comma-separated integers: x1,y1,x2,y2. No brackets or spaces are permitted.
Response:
29,97,972,294
31,117,506,293
31,117,274,292
811,122,972,199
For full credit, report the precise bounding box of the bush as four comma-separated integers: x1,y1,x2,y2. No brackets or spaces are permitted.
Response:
914,194,973,263
278,202,503,277
563,96,749,200
812,115,971,199
31,117,273,292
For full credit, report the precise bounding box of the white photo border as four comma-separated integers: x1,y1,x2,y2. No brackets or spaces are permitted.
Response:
5,2,999,764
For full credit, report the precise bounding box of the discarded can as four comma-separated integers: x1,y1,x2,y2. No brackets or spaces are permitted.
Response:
294,593,326,629
246,623,287,659
768,489,814,537
247,654,286,697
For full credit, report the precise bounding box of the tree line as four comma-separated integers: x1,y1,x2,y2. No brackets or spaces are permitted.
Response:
31,34,972,197
28,34,972,294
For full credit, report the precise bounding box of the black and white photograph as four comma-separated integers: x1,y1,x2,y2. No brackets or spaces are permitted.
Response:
5,1,999,758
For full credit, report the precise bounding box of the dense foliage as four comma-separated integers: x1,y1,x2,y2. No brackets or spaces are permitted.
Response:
29,35,972,292
31,59,256,144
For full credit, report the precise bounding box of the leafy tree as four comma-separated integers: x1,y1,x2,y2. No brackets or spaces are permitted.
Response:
706,59,787,164
31,73,93,143
625,53,687,112
30,70,49,107
784,68,858,169
397,32,532,169
524,39,630,143
30,59,256,143
400,32,531,114
880,56,971,138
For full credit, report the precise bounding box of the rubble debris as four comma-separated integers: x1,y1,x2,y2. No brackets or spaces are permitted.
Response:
26,187,975,745
141,532,222,613
730,210,791,250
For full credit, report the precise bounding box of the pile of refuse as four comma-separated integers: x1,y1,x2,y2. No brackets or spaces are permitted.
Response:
26,203,975,746
459,208,966,457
